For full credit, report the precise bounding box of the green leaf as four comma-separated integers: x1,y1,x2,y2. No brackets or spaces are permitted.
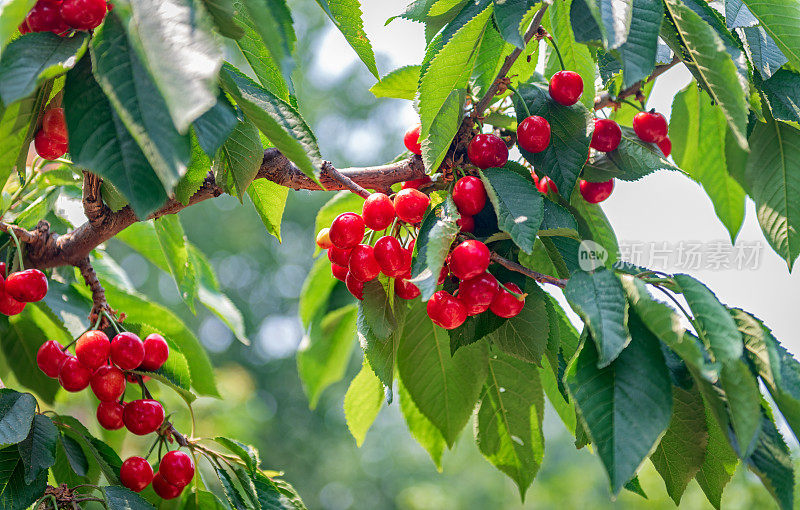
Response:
617,0,662,87
16,414,56,484
154,215,198,312
410,198,459,300
471,24,508,97
125,0,223,132
744,116,800,270
216,117,263,200
650,385,709,505
202,0,245,39
489,284,550,364
184,489,228,510
297,305,357,408
215,464,249,510
581,126,680,182
0,0,34,52
568,193,618,263
357,280,405,387
719,360,762,456
100,486,157,509
0,92,38,189
398,378,447,470
476,352,544,498
298,255,339,329
759,69,800,125
397,299,489,446
58,433,87,477
564,269,630,367
694,406,738,510
743,26,788,80
480,166,544,253
0,32,87,105
213,437,259,475
220,63,322,182
53,415,122,484
745,411,794,510
739,0,800,72
583,0,633,49
248,178,288,241
0,447,46,510
175,134,211,205
512,80,592,198
670,82,746,242
64,57,167,218
315,0,379,78
242,0,296,85
565,310,672,494
253,473,308,510
544,0,597,110
493,0,536,48
420,87,465,172
369,65,420,100
540,199,579,240
343,362,384,447
0,391,35,447
0,313,60,404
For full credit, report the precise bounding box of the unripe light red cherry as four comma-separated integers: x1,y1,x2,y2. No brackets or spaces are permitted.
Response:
120,456,153,493
395,279,420,300
91,364,125,401
373,236,405,277
140,333,169,371
393,188,430,224
467,133,508,169
404,124,422,155
449,240,490,280
362,193,395,230
26,2,69,33
549,70,583,106
316,228,333,249
4,269,48,302
110,332,145,370
458,273,499,316
633,111,668,143
490,283,525,318
327,246,352,267
402,175,431,190
517,115,551,153
457,215,474,232
345,272,364,300
591,119,622,152
60,0,107,30
579,179,614,204
34,130,68,160
42,108,67,143
329,212,365,249
75,330,110,370
452,176,487,216
37,340,67,378
152,472,183,499
123,399,164,435
58,356,92,392
97,401,125,430
658,136,672,157
348,244,381,282
331,263,348,282
426,290,467,329
159,450,195,487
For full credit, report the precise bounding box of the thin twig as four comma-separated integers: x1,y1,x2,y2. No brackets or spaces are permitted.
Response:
322,162,371,198
75,257,115,329
490,252,567,288
594,56,681,110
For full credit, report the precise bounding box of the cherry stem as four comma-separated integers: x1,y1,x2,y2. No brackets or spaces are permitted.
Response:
619,98,644,111
101,310,121,334
6,228,25,271
506,85,532,118
497,280,527,298
545,35,566,71
92,314,103,331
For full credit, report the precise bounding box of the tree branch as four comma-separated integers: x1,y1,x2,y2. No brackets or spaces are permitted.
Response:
75,257,115,329
490,252,567,288
594,56,681,110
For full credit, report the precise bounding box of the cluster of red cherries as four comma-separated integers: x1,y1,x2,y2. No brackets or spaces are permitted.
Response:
119,450,195,499
20,0,108,35
34,106,69,161
0,262,48,316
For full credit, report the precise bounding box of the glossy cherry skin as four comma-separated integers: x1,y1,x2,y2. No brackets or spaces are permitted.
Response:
458,273,499,316
140,333,169,371
327,246,352,267
97,401,125,430
348,244,381,282
395,278,420,300
452,176,486,216
329,212,365,249
91,364,125,401
426,291,467,329
549,71,583,106
42,108,67,143
123,399,165,435
331,263,348,282
449,240,490,280
591,119,622,152
4,269,48,302
536,175,558,194
402,175,431,190
75,330,110,370
0,284,25,315
517,115,551,153
152,472,183,499
58,356,92,392
34,130,68,160
120,456,153,492
579,179,614,204
633,111,668,143
345,272,364,300
315,228,333,249
404,124,422,155
393,188,430,224
657,136,672,157
37,340,68,378
159,450,195,487
467,134,508,169
373,236,405,277
490,283,525,318
26,2,69,33
18,21,31,34
457,215,474,233
110,332,145,370
60,0,107,30
362,193,395,230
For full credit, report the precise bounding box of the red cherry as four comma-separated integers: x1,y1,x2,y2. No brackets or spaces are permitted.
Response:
60,0,107,30
329,212,365,249
579,179,614,204
426,291,467,329
18,21,31,34
591,119,622,152
490,283,525,318
0,262,6,278
4,269,48,302
362,193,395,230
152,472,183,500
34,130,68,160
91,364,125,401
657,136,672,157
110,332,145,370
0,285,25,315
345,272,364,300
449,240,490,280
632,111,668,143
404,124,422,155
159,450,195,487
75,330,110,370
120,457,153,492
395,278,420,300
126,373,149,384
373,236,405,277
549,70,583,106
140,333,169,371
458,273,499,316
348,244,381,282
58,356,92,392
452,176,487,216
467,134,508,169
316,228,333,249
437,263,449,285
536,175,558,194
42,108,67,143
97,401,125,430
402,175,431,190
26,2,69,33
517,116,551,153
37,340,68,378
457,215,474,233
393,188,430,224
123,399,164,435
331,263,348,282
327,246,352,267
